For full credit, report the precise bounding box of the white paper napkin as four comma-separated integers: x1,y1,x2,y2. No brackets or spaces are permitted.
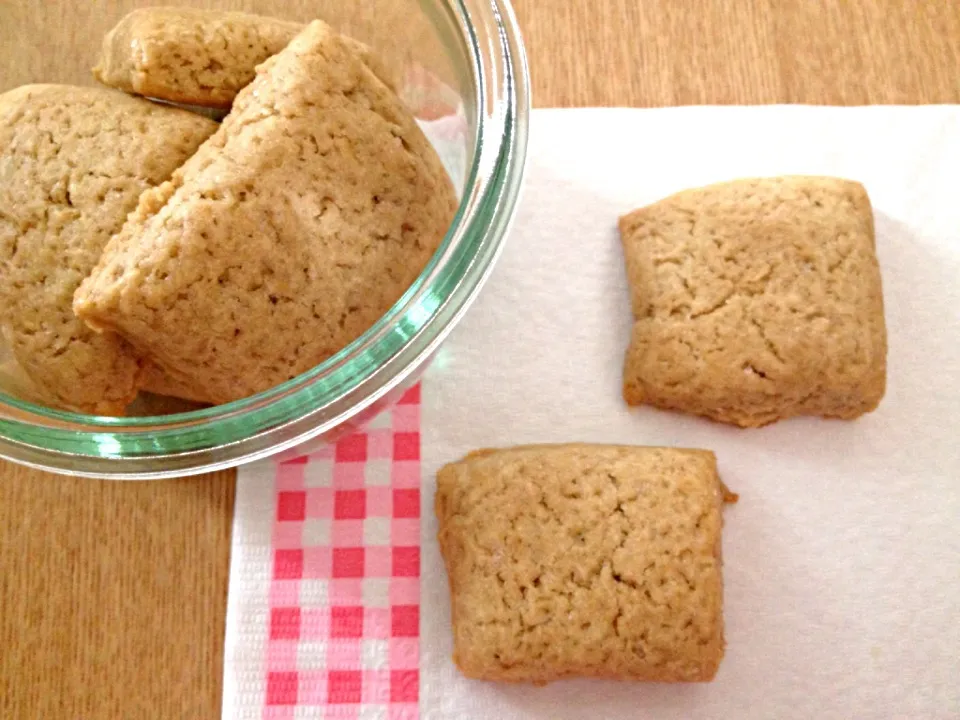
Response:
229,107,960,720
419,106,960,719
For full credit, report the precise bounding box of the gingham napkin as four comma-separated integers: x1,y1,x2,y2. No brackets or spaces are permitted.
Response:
224,106,960,719
225,387,425,719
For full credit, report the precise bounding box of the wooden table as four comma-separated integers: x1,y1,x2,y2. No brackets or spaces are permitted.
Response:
1,1,957,717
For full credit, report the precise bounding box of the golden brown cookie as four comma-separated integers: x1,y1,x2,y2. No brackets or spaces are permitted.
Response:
620,176,887,428
436,443,729,684
75,21,457,406
93,7,398,109
0,84,217,414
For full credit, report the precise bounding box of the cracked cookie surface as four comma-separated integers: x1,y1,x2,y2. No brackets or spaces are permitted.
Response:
619,176,887,427
94,7,398,109
0,84,217,414
75,21,457,406
435,444,727,684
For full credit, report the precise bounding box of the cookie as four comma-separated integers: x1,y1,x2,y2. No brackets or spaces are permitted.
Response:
0,84,217,414
619,176,887,428
75,21,458,406
435,444,729,684
93,7,398,109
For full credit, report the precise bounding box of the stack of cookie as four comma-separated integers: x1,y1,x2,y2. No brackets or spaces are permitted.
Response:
434,176,887,685
0,10,456,415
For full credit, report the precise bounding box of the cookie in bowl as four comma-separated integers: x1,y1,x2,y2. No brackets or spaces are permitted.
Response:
93,7,398,109
0,84,217,414
75,21,458,406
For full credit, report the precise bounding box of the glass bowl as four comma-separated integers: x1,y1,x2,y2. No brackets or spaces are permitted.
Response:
0,0,529,479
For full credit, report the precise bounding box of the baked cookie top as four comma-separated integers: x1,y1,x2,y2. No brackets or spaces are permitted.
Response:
0,84,216,414
436,443,727,684
620,176,887,427
76,21,457,406
94,7,398,108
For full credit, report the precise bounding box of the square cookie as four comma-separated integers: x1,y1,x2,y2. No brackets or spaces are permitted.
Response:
619,176,887,428
435,444,729,684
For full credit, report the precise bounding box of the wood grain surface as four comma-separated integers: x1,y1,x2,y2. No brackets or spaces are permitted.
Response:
1,1,957,718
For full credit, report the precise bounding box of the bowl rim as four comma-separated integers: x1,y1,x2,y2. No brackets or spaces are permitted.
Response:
0,0,531,478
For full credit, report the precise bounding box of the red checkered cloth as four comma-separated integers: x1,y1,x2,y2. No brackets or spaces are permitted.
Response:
224,386,422,720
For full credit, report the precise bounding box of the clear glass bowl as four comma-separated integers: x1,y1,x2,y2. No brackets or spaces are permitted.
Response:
0,0,529,479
